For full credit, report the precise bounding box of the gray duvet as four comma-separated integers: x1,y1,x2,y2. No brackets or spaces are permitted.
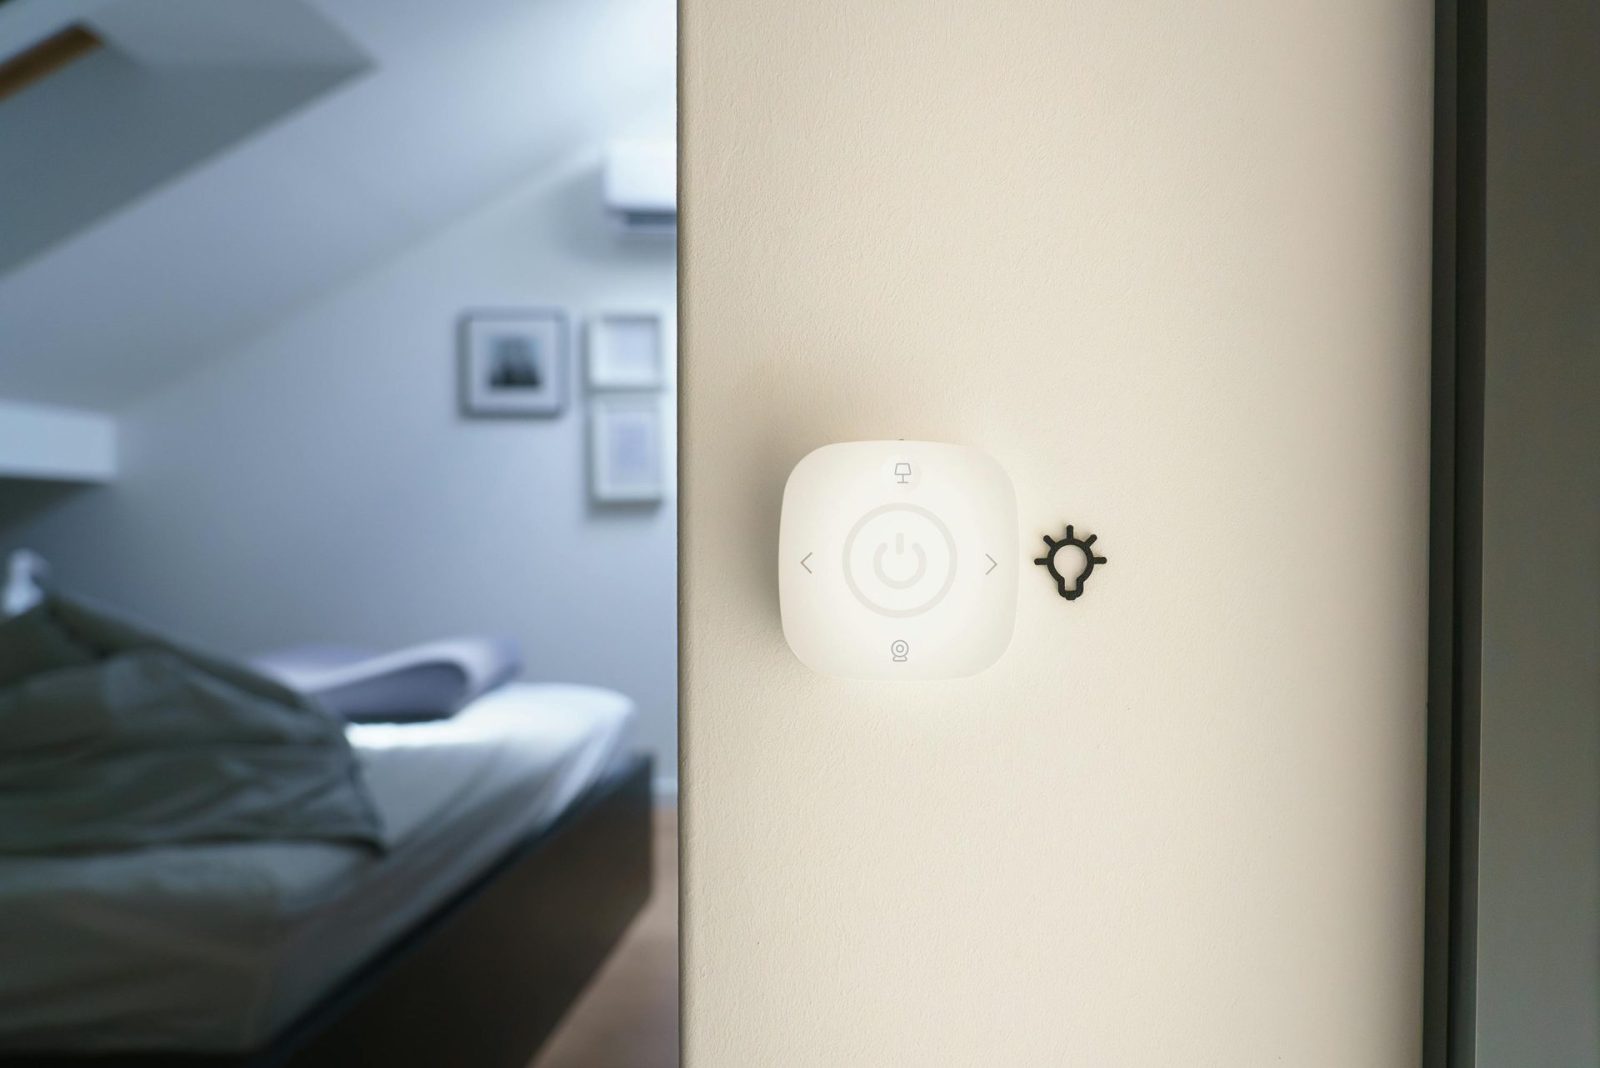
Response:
0,596,385,854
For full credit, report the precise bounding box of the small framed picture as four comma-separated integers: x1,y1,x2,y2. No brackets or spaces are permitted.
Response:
586,311,667,390
460,310,568,416
589,395,666,503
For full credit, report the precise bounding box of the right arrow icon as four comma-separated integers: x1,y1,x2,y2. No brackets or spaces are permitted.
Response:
985,553,998,575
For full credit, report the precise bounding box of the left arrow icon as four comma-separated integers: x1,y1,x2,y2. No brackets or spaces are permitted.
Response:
801,552,814,573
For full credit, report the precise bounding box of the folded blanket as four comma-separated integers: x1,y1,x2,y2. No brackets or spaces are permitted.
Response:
251,637,521,723
0,597,385,854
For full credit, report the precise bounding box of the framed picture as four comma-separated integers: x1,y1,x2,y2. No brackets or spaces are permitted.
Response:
586,311,667,390
589,395,665,503
460,310,568,416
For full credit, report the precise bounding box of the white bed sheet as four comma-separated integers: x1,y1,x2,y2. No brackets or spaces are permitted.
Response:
0,683,635,1053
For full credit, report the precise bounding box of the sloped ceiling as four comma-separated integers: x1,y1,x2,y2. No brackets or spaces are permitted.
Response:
0,0,675,411
0,0,371,276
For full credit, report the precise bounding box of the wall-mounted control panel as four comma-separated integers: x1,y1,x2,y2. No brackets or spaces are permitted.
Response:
779,441,1017,679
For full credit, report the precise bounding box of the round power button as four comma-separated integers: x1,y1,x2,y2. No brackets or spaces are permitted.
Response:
842,504,957,617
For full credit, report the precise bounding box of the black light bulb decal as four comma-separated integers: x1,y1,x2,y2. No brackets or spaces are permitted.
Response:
1034,525,1106,601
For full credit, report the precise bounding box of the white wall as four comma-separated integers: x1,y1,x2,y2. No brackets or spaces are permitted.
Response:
1476,0,1600,1061
0,151,678,785
681,2,1432,1064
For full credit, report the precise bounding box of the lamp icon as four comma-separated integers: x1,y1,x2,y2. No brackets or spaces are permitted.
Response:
893,462,912,484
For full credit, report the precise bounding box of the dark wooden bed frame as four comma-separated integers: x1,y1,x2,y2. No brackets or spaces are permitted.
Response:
4,753,655,1068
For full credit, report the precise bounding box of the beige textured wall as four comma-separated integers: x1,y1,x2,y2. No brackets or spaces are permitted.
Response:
681,3,1433,1064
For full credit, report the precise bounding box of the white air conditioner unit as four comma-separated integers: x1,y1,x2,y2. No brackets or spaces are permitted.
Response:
603,140,676,235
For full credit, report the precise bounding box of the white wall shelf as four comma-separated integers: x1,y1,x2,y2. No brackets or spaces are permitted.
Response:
0,399,116,483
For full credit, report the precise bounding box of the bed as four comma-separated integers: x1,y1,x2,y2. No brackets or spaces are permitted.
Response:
0,682,654,1067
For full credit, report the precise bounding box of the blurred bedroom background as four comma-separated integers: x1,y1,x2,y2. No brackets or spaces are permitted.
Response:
0,0,677,1065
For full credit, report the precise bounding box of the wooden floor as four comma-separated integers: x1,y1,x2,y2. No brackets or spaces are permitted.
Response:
529,806,679,1068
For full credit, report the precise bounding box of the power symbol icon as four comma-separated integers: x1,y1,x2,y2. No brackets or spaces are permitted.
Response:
873,533,927,589
842,504,957,618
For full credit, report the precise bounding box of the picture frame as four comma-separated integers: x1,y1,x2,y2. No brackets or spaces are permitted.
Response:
460,310,569,416
588,394,666,503
586,311,667,390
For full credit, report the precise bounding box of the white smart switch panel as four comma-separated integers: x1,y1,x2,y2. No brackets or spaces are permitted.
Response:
779,441,1018,679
